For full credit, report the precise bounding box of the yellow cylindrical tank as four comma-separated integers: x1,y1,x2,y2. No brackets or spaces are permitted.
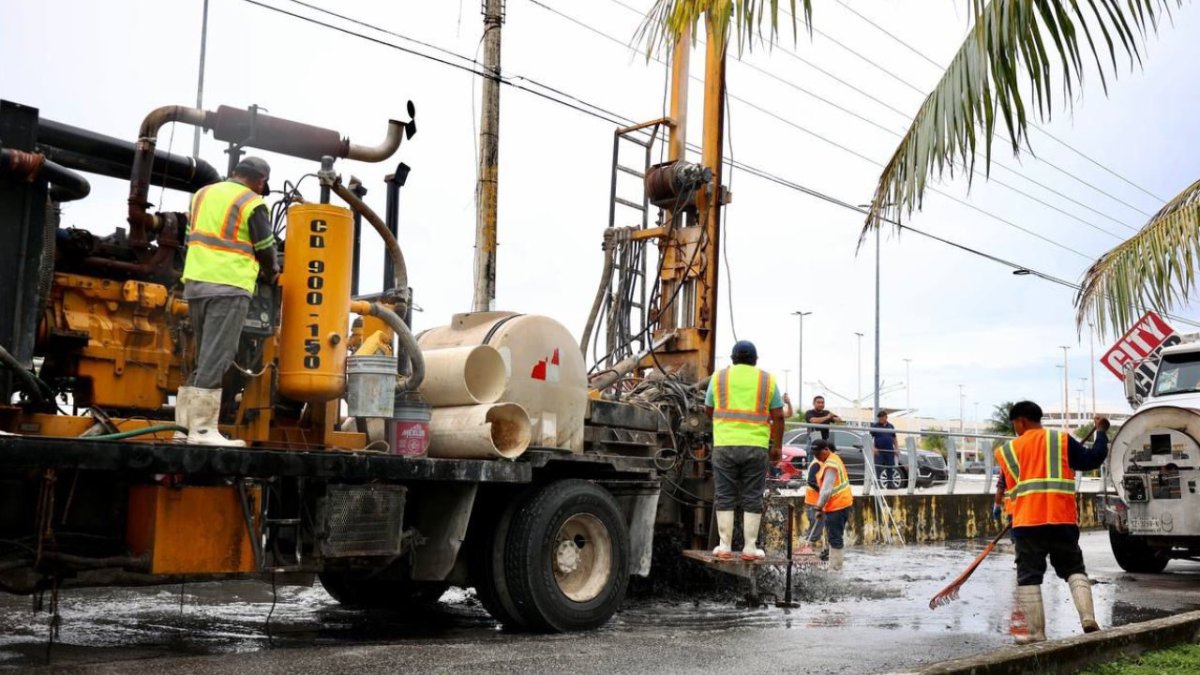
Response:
278,203,353,402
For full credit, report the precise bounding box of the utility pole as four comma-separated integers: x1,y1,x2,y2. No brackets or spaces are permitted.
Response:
854,331,864,422
873,224,881,420
1080,377,1089,419
902,358,912,412
472,0,505,312
1059,345,1070,431
793,311,811,405
783,369,791,403
1089,321,1097,419
193,0,210,159
958,384,965,432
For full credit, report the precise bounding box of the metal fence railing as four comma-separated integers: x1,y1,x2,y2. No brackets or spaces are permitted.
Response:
784,422,1022,496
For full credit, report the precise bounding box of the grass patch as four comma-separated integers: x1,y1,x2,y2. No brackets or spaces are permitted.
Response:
1081,641,1200,674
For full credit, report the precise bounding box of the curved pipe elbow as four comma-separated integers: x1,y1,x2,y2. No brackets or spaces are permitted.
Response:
346,120,404,163
351,301,425,392
137,106,208,141
330,180,407,295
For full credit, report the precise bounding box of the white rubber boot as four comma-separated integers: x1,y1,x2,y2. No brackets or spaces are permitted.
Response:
712,510,735,559
828,547,845,571
1068,574,1100,633
172,386,193,443
741,512,765,561
1015,585,1046,644
186,388,245,447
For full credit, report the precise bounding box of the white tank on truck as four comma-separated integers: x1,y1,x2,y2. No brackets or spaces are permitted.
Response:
1103,336,1200,572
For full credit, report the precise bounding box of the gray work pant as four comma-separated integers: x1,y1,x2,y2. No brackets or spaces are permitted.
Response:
187,295,249,390
713,445,768,514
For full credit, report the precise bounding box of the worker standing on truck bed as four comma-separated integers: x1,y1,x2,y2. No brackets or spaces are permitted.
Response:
808,439,853,571
995,401,1110,644
705,340,785,561
177,157,279,446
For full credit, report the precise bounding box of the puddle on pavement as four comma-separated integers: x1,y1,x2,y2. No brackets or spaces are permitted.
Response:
2,536,1198,669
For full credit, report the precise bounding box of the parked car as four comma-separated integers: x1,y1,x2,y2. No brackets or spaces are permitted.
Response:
963,461,986,474
773,428,948,488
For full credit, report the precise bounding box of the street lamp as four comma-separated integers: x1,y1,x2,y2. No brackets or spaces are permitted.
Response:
1080,377,1089,419
854,331,864,421
792,311,812,406
1088,321,1097,419
857,204,886,422
902,358,912,412
1059,345,1071,430
958,384,965,433
783,369,791,402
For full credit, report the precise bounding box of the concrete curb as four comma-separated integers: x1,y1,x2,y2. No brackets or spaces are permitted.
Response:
911,609,1200,674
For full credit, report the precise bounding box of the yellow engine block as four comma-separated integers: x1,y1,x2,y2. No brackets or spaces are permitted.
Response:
41,273,185,410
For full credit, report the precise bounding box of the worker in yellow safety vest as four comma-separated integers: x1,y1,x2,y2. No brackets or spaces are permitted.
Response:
994,400,1110,644
705,340,786,561
176,157,279,446
807,439,854,570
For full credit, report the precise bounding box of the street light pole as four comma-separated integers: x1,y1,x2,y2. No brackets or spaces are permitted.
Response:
783,369,791,402
958,384,965,432
1080,377,1089,419
902,358,912,412
854,331,864,422
193,0,210,159
874,224,881,420
1059,345,1070,430
792,311,811,407
1089,322,1097,419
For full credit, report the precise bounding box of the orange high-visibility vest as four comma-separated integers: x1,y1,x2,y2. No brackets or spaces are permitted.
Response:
804,458,824,506
819,453,853,513
995,429,1076,528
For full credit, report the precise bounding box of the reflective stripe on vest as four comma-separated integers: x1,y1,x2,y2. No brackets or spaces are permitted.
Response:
711,365,776,448
820,453,854,512
1000,429,1077,528
182,181,266,294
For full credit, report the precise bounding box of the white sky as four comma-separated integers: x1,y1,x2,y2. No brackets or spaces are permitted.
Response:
3,0,1198,423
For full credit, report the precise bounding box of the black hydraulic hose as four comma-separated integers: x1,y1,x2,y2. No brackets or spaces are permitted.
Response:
86,424,186,441
0,344,46,403
330,180,408,307
0,147,90,202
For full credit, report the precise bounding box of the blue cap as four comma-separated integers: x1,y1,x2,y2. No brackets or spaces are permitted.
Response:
731,340,757,360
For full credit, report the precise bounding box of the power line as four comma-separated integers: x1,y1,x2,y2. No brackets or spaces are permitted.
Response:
606,0,1147,228
242,0,1194,324
532,0,1099,260
826,0,1170,204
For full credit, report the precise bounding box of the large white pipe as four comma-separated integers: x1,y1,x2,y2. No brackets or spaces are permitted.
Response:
418,345,507,407
427,403,531,460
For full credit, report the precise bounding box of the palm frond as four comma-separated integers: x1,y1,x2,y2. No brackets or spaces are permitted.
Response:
864,0,1180,242
636,0,812,57
1076,179,1200,337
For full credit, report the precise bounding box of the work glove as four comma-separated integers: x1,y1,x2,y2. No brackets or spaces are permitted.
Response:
992,504,1003,522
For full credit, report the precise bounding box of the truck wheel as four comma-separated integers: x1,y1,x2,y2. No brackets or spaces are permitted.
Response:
1109,528,1170,573
468,495,534,630
504,479,630,632
318,570,448,610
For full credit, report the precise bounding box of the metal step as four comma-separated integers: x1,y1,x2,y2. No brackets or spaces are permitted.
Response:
614,197,646,211
616,164,645,178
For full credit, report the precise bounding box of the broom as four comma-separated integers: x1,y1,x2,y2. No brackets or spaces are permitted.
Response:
928,524,1010,609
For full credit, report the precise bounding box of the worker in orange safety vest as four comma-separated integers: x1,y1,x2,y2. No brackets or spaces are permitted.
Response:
994,400,1109,644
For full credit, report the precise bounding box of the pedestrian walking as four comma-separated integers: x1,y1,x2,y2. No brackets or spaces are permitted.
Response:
994,400,1110,643
807,439,853,571
705,341,786,561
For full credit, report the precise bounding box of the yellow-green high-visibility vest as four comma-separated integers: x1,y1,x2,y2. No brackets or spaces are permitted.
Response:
711,364,777,448
182,180,269,294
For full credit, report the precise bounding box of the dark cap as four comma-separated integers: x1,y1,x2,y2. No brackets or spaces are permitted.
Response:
234,156,271,180
731,340,757,360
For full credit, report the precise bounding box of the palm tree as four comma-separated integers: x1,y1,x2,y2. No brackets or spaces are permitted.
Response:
640,2,1188,333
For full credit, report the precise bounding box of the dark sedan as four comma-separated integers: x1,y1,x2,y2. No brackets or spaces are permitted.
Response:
776,428,948,488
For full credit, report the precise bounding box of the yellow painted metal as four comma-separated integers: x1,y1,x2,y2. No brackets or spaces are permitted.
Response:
278,203,353,403
126,485,259,574
232,335,276,443
43,273,184,410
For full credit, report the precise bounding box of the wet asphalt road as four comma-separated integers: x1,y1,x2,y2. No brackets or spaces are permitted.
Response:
3,530,1198,674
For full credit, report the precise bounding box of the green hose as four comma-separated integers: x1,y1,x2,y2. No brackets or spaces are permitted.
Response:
87,424,186,441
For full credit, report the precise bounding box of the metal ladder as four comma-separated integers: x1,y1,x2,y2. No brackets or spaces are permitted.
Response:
602,120,667,366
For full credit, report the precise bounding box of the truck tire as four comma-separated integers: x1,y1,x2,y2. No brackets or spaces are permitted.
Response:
503,479,630,632
468,495,534,630
1109,528,1170,574
318,570,448,610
